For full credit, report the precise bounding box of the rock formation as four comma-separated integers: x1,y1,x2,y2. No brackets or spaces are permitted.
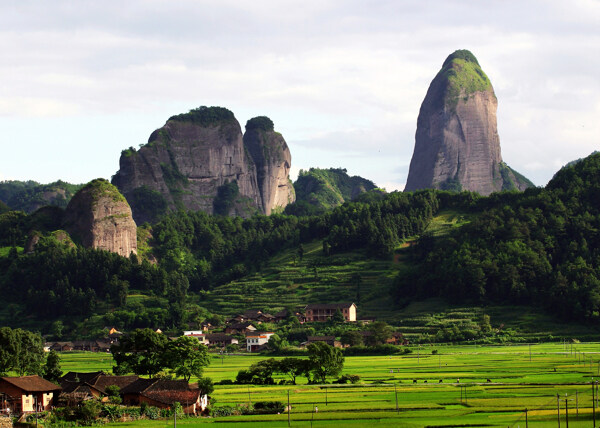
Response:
243,116,295,215
405,49,533,195
112,107,295,222
64,179,137,257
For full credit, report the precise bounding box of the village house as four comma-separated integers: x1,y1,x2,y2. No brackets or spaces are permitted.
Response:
305,303,357,322
305,336,342,348
204,333,238,347
225,322,257,335
183,331,209,345
120,378,207,415
0,376,61,415
245,331,275,352
59,372,139,403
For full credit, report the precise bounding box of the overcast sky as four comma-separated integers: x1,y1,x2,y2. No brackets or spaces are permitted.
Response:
1,0,599,191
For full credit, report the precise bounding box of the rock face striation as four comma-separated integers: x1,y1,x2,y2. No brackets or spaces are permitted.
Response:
112,107,295,222
64,179,137,257
243,116,295,215
405,50,533,195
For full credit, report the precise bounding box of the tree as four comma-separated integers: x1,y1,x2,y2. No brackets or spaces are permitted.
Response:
276,358,310,385
307,342,345,383
197,377,214,396
330,309,345,324
13,328,44,376
0,327,17,375
43,350,63,383
164,336,210,381
111,328,169,377
340,331,363,347
368,321,393,346
105,385,122,404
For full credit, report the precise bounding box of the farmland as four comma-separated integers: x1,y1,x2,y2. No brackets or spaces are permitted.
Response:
60,342,600,426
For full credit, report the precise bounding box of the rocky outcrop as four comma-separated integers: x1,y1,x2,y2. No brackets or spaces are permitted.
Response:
112,107,294,222
243,116,295,215
64,179,137,257
405,49,533,195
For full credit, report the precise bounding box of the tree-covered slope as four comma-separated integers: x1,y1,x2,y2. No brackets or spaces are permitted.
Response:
287,168,378,215
397,153,600,321
0,180,83,212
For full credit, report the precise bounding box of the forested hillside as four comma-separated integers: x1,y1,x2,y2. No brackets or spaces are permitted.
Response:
397,153,600,321
1,153,600,336
0,180,82,212
287,168,378,215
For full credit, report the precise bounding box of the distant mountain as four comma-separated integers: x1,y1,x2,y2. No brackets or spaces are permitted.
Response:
405,49,533,195
0,180,83,212
286,168,377,215
112,107,295,223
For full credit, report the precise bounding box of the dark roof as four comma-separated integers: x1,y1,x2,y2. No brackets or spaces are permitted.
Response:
274,309,289,318
1,376,61,392
307,336,336,341
60,371,104,386
205,333,234,341
228,322,255,329
305,303,355,310
93,375,139,393
121,378,190,395
143,389,200,405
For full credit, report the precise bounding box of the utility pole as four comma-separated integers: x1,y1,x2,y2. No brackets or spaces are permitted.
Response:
325,387,328,406
394,383,399,414
525,408,528,428
557,393,560,428
287,390,290,427
565,397,569,428
592,381,595,428
529,344,531,362
575,390,578,419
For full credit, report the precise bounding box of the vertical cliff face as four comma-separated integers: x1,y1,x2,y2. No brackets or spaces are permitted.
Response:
112,107,295,222
243,116,295,215
405,50,533,195
64,179,137,257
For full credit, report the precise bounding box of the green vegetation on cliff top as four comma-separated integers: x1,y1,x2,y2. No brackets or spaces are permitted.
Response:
0,179,82,213
168,106,236,126
436,49,493,109
79,178,127,204
245,116,275,132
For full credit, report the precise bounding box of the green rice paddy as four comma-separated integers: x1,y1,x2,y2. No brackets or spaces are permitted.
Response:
61,342,600,426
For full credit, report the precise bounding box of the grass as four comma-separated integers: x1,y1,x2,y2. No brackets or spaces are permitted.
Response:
70,342,600,427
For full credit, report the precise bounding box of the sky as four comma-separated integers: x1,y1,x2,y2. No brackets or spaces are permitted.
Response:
1,0,599,191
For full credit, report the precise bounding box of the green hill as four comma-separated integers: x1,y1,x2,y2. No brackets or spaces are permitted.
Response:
286,168,378,215
0,180,83,212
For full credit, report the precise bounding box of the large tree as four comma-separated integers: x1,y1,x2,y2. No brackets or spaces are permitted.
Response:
111,328,169,377
307,342,345,383
164,336,210,381
0,327,44,376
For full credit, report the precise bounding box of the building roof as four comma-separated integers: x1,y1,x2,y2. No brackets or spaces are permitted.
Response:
60,371,104,385
121,378,191,395
205,333,234,341
305,303,356,310
1,376,62,392
143,389,200,406
307,336,336,341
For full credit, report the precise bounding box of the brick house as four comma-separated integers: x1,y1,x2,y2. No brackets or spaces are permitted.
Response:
59,372,138,402
305,303,357,322
0,376,61,415
306,336,342,348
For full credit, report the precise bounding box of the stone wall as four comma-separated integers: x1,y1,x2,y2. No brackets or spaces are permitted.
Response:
0,415,13,428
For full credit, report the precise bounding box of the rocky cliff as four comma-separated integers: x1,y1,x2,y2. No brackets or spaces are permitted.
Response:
112,107,294,222
64,179,137,257
243,116,295,215
404,49,533,195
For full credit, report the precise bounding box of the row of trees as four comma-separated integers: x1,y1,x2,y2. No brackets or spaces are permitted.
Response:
236,342,344,384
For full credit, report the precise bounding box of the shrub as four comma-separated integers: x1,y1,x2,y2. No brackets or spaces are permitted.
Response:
252,401,285,414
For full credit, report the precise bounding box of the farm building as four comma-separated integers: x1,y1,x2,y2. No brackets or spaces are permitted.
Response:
0,376,61,415
305,303,357,322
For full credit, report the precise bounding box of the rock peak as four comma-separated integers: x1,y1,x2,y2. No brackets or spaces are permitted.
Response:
405,50,533,195
64,179,137,257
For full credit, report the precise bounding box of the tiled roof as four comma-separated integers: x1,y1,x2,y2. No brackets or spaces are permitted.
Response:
1,376,61,392
143,389,199,405
305,303,355,310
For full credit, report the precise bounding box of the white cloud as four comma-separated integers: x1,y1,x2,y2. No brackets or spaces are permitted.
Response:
0,0,598,188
